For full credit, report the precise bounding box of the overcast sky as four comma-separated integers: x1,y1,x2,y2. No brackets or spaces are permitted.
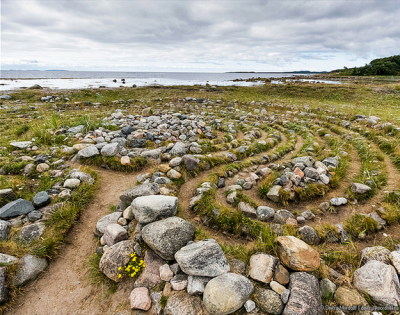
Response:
1,0,400,72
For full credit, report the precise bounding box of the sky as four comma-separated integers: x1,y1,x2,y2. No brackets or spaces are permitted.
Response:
1,0,400,72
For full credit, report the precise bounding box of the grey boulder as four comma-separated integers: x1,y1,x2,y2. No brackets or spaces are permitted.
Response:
131,195,178,224
13,255,48,286
0,199,35,219
203,273,254,315
256,206,275,221
18,222,45,243
354,260,400,307
142,217,195,260
175,239,230,277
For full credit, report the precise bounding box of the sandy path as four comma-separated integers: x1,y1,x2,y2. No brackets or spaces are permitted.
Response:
6,167,140,315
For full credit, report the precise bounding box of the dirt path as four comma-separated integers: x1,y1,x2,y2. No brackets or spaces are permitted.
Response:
6,167,140,315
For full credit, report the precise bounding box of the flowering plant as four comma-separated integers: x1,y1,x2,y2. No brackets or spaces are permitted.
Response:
118,252,145,279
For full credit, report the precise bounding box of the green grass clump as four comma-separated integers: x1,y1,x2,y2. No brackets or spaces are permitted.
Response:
86,253,117,295
344,214,378,239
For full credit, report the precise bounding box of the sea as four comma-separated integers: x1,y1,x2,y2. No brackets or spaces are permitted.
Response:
0,70,339,91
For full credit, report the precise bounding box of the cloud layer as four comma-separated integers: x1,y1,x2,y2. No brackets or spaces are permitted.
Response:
2,0,400,71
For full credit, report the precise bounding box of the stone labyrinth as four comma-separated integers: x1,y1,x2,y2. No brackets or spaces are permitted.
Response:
1,93,400,314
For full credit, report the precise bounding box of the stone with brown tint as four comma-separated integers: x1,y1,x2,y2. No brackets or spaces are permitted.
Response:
129,287,151,310
135,250,164,288
276,236,320,272
273,264,290,285
294,167,304,178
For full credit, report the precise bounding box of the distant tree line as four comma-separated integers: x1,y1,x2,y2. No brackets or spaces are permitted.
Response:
333,55,400,76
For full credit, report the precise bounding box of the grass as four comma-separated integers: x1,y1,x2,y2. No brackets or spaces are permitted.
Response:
86,253,117,296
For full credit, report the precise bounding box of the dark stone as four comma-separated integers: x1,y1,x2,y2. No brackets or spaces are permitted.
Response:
217,177,225,188
121,126,134,135
32,191,51,209
128,138,146,148
34,154,48,164
182,155,199,171
0,199,35,219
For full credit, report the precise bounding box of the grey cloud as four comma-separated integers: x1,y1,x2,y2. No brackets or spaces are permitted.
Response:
2,0,400,71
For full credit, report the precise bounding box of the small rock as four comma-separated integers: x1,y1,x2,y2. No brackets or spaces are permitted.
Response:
13,255,48,286
129,287,151,311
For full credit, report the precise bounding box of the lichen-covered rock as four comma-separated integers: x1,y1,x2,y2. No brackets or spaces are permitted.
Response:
276,236,320,271
18,222,45,243
334,286,367,308
283,272,323,315
13,255,48,286
360,246,391,265
255,288,284,315
175,239,230,277
203,273,254,315
353,260,400,307
298,226,320,245
99,240,135,282
164,292,208,315
142,217,195,260
129,287,151,311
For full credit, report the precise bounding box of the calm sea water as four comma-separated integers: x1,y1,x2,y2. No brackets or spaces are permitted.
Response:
0,70,337,91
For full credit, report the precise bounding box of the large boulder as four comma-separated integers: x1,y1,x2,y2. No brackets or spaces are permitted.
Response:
164,292,209,315
255,288,284,315
203,273,254,315
142,217,195,260
95,212,122,237
77,145,99,158
131,195,178,224
276,236,320,271
175,239,230,277
119,183,160,208
0,199,35,219
249,253,278,283
13,255,48,286
283,272,323,315
32,191,51,209
353,260,400,307
99,240,135,282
